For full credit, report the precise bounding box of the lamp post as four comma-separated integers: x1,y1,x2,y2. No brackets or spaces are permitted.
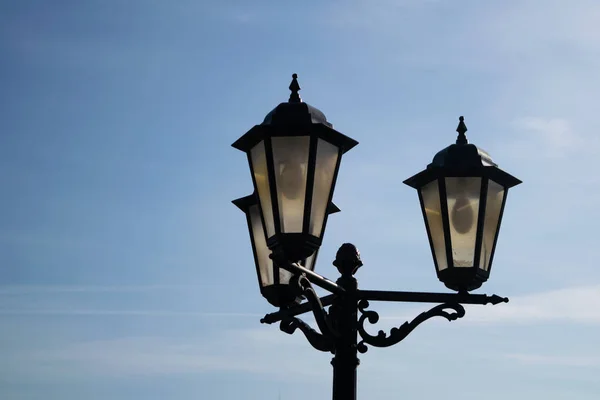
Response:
232,75,521,400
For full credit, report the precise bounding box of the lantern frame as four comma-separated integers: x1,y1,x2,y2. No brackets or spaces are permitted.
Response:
232,75,358,263
404,117,521,292
233,193,340,307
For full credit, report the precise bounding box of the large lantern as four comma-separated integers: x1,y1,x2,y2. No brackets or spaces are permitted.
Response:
232,74,358,263
404,117,521,292
233,193,340,307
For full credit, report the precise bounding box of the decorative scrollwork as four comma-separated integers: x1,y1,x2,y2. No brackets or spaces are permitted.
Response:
295,275,338,338
276,273,337,353
280,317,334,352
357,299,466,353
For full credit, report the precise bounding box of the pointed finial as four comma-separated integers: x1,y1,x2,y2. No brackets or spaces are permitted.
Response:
456,116,468,145
289,73,301,103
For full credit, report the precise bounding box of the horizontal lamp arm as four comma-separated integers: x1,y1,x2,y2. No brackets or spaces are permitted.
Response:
358,290,508,305
260,294,336,324
273,257,345,295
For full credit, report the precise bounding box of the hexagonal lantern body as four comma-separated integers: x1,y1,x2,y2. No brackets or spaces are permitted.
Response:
233,193,340,307
404,117,521,292
232,75,358,264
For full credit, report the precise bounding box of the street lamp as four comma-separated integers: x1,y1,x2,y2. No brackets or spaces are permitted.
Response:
404,116,522,292
232,75,521,400
233,193,340,307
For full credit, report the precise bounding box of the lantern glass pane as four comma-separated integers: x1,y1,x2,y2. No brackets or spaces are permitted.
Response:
249,204,273,287
445,177,482,268
480,180,505,271
272,136,310,233
310,139,339,237
279,267,293,285
420,179,448,271
250,141,275,238
302,250,319,272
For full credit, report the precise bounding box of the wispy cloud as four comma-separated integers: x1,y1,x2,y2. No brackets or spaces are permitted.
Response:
505,353,600,368
0,230,99,250
464,285,600,324
366,285,600,326
0,309,261,318
510,117,583,158
230,11,258,24
13,284,594,324
3,329,330,382
324,1,600,72
0,284,201,294
0,285,262,318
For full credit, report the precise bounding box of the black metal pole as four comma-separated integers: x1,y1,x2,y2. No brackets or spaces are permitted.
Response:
330,243,363,400
331,273,358,400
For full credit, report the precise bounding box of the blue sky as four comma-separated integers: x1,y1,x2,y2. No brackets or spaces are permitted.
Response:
1,0,599,399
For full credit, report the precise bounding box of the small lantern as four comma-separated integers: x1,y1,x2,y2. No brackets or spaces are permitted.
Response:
404,117,521,292
232,74,358,263
233,193,340,307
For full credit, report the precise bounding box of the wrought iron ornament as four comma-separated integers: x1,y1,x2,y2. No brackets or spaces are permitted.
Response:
261,241,509,360
277,274,336,352
263,242,507,359
280,317,333,352
356,300,465,353
258,243,508,400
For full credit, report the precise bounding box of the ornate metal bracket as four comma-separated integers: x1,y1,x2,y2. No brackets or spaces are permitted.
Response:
278,274,336,353
357,299,466,353
280,317,334,352
297,275,338,338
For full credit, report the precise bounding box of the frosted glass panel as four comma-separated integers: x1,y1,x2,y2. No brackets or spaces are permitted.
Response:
251,142,275,238
249,204,273,286
420,180,448,271
272,136,310,233
445,177,481,268
302,250,319,272
279,267,293,285
310,139,339,237
480,180,505,271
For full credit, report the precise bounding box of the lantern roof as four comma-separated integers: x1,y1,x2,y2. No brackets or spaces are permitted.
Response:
261,101,331,127
261,74,331,127
429,116,496,169
404,116,521,189
231,74,358,153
